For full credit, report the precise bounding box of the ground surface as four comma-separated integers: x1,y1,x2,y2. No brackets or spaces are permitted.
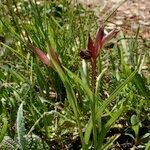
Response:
76,0,150,77
77,0,150,39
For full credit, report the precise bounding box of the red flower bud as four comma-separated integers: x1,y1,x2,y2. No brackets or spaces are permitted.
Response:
28,43,62,69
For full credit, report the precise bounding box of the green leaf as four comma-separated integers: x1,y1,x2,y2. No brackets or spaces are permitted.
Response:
17,102,26,150
0,65,27,83
0,119,8,143
84,69,137,145
145,141,150,150
131,114,140,140
98,105,124,147
95,68,107,97
123,63,150,99
65,67,93,102
133,72,150,98
34,64,48,95
0,101,3,115
131,115,139,126
100,134,120,150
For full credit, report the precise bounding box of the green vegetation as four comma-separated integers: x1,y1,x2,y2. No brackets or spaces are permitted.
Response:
0,0,149,149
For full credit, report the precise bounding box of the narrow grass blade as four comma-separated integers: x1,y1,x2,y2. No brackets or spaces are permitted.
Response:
97,69,137,114
145,142,150,150
104,0,127,22
95,68,107,97
133,72,150,98
1,43,27,61
0,119,8,143
100,134,120,150
124,64,150,98
34,64,48,96
98,105,124,146
105,106,124,129
64,67,93,102
0,65,27,83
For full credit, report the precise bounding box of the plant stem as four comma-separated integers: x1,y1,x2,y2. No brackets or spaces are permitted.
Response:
91,58,97,92
90,58,97,149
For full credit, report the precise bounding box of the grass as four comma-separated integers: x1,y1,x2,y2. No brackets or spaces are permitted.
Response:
0,0,150,149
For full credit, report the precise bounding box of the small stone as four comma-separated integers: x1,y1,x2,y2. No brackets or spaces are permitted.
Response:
116,20,123,25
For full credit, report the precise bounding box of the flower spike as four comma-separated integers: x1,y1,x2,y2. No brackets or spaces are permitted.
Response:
80,26,119,91
80,26,118,60
28,43,62,69
28,43,52,67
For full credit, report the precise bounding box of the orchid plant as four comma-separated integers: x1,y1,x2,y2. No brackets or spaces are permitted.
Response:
28,26,118,90
80,26,119,91
27,26,119,149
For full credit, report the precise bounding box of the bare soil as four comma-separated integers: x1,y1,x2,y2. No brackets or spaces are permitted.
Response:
76,0,150,77
76,0,150,40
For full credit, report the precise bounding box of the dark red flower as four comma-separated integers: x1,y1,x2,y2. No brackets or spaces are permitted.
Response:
80,26,119,60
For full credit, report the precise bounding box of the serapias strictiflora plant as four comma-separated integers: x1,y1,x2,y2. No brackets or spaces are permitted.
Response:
80,26,119,91
28,26,118,92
